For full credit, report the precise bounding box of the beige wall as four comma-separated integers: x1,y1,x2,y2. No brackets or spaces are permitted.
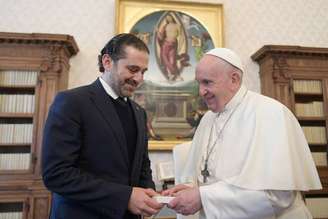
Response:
0,0,116,88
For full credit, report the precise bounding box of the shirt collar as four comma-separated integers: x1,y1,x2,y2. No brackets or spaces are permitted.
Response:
99,76,127,101
221,84,247,114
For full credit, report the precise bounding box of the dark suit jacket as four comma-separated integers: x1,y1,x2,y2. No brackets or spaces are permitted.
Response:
42,79,155,219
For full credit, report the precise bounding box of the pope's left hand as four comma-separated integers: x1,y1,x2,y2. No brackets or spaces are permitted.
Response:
167,186,202,215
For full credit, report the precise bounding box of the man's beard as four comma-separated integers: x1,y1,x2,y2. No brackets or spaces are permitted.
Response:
120,79,138,97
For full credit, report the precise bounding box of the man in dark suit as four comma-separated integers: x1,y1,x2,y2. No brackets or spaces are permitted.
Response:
42,33,163,219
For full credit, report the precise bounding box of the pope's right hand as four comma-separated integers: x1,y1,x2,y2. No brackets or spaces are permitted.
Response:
161,184,191,196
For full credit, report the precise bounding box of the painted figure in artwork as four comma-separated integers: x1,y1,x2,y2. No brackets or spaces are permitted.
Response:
133,93,162,140
156,12,189,82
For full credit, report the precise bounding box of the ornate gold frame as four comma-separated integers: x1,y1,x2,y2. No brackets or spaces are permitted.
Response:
115,0,224,150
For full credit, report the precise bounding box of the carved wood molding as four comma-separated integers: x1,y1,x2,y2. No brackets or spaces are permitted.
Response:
0,32,79,56
0,32,78,75
40,45,64,73
251,45,328,61
252,45,328,82
272,55,291,82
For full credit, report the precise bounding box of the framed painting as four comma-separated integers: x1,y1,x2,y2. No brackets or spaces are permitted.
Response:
115,0,224,150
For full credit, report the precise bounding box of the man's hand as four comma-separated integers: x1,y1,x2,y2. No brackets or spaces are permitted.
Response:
128,187,163,217
168,187,202,215
161,184,190,196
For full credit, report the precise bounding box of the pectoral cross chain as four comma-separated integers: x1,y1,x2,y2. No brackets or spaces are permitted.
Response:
201,162,210,183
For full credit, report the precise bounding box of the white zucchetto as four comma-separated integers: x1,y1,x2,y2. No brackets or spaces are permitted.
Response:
206,48,244,73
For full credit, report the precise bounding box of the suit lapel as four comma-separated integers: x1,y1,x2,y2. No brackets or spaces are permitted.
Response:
130,101,146,184
89,79,129,165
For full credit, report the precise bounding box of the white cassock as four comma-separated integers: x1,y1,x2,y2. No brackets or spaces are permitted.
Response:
178,85,322,219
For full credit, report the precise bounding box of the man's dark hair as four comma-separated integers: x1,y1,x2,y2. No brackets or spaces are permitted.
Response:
98,33,149,72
